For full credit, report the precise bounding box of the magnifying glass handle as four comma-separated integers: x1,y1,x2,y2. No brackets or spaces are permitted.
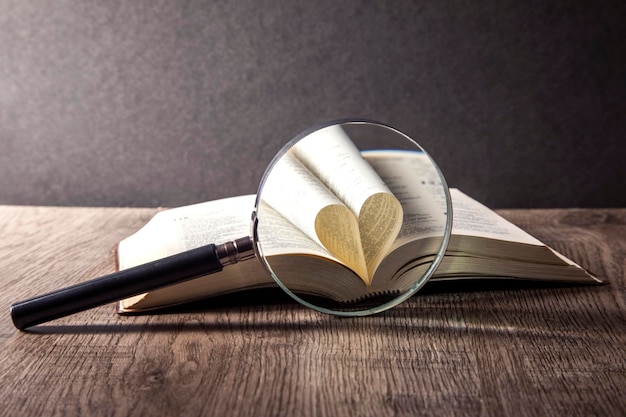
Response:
11,238,254,330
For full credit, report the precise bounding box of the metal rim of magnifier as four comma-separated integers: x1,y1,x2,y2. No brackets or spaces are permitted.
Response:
251,118,453,316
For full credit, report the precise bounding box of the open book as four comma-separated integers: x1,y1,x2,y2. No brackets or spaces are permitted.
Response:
117,186,601,313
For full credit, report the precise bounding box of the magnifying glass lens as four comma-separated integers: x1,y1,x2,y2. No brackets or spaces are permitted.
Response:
254,121,452,316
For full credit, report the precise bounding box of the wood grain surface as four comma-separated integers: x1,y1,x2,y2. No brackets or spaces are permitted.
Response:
0,205,624,417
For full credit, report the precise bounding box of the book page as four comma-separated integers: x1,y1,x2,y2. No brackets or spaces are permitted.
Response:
120,194,343,265
117,195,259,309
291,125,394,214
363,151,448,248
256,202,338,260
117,195,257,270
291,125,403,279
363,151,542,248
448,189,542,245
260,151,369,282
260,152,346,247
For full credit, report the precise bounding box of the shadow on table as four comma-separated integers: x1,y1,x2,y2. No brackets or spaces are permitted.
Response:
22,279,610,335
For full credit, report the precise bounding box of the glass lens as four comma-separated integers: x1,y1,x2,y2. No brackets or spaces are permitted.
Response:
253,120,452,316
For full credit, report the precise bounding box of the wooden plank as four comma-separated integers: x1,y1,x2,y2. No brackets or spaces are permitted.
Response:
0,206,624,416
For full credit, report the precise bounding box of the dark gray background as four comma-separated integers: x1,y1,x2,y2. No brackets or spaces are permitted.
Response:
1,0,624,209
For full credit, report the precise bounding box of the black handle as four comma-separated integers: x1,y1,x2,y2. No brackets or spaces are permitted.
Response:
10,244,223,330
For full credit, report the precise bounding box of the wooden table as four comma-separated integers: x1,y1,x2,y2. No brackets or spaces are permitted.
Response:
0,205,624,416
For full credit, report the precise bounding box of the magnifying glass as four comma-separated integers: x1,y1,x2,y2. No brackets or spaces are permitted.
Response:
10,119,452,330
